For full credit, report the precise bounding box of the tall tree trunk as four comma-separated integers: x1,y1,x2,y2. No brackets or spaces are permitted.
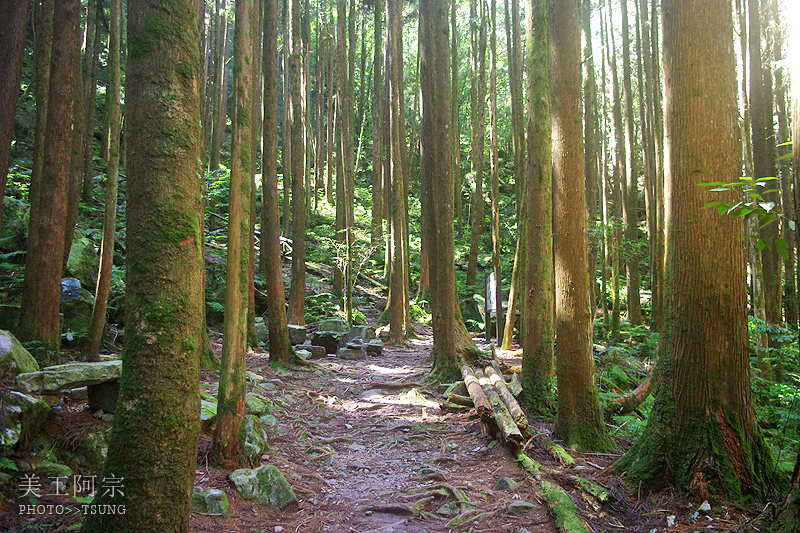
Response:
209,0,228,171
248,0,263,347
215,0,253,464
488,0,502,344
281,0,292,236
465,0,487,289
750,0,782,380
82,0,101,202
64,25,84,272
451,0,462,238
315,22,326,211
421,0,473,378
582,0,599,324
387,0,406,343
82,0,205,529
262,0,296,363
287,0,307,325
372,2,385,246
0,0,30,233
551,0,612,451
616,0,775,499
20,0,79,356
84,0,122,361
520,0,554,415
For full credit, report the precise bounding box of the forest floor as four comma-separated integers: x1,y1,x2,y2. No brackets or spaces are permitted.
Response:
188,327,753,533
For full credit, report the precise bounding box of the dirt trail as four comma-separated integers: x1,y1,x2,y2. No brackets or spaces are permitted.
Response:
192,330,558,533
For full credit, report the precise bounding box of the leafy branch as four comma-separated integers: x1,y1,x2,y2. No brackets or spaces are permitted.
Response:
700,176,794,259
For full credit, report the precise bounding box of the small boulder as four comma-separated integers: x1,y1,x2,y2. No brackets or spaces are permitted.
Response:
507,501,537,514
204,489,230,517
348,325,376,344
0,330,39,378
308,345,327,360
192,487,207,509
230,465,298,509
243,416,272,462
60,278,94,340
365,339,383,356
287,324,307,345
65,236,99,291
318,318,349,333
311,331,348,354
254,319,269,347
497,477,519,490
0,392,50,453
337,347,365,361
87,380,119,413
16,360,122,394
246,393,271,416
295,349,312,361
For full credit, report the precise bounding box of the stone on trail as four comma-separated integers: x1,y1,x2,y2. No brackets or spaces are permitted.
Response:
318,318,349,333
308,345,327,359
204,488,230,517
16,360,122,410
337,346,365,361
287,324,307,345
497,477,519,490
0,330,39,378
230,465,298,509
507,501,537,514
365,339,384,356
0,391,50,453
312,331,348,354
348,325,376,344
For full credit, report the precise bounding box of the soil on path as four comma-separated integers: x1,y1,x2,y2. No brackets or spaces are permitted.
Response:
190,329,651,533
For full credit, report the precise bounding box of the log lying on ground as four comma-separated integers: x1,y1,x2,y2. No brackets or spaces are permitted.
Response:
516,452,592,533
484,365,528,432
543,439,575,467
446,393,474,407
475,369,523,446
461,365,494,425
608,375,652,417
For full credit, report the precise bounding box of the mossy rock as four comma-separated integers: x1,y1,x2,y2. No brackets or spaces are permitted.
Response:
0,330,39,378
56,427,109,477
0,392,50,453
318,318,349,333
192,486,207,509
60,279,94,341
245,393,271,416
204,488,230,517
243,415,271,462
65,237,99,291
230,464,298,509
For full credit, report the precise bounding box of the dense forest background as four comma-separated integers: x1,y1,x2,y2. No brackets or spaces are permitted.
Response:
1,0,800,530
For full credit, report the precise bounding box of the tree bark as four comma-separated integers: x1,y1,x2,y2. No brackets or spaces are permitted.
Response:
214,0,253,464
209,0,228,171
551,0,613,451
371,2,385,246
615,0,776,500
520,0,554,416
84,0,122,361
287,0,307,325
582,0,599,326
488,0,502,344
82,0,204,529
20,0,80,355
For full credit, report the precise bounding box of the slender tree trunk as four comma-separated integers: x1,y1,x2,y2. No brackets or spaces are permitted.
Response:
286,0,307,325
325,10,335,206
315,22,326,211
210,0,228,171
551,0,613,451
620,0,641,326
281,0,292,236
488,0,502,343
20,0,80,356
82,0,101,203
520,0,554,415
451,0,462,238
214,0,253,464
582,0,599,324
262,0,296,363
372,2,385,245
85,0,122,361
616,0,775,498
82,0,205,528
248,0,262,347
64,25,84,272
466,0,487,289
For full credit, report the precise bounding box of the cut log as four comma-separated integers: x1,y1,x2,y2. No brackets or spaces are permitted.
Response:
484,365,528,431
475,368,523,446
460,364,494,424
543,439,575,466
447,393,474,407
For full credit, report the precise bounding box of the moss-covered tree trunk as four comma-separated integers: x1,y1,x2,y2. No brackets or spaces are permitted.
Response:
615,0,776,501
551,0,613,452
0,0,29,233
82,0,102,203
19,0,79,355
583,0,599,324
520,0,554,416
81,0,205,529
261,0,295,364
371,2,385,246
84,0,122,361
214,0,253,465
286,0,307,325
451,0,462,238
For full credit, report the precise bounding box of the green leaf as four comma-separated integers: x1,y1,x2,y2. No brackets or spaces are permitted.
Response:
758,240,768,252
777,238,790,260
789,220,796,231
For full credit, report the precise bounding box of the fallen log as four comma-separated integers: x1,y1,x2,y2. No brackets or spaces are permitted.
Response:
484,365,528,432
475,369,523,446
543,439,575,467
608,375,652,417
460,364,494,425
446,394,474,407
